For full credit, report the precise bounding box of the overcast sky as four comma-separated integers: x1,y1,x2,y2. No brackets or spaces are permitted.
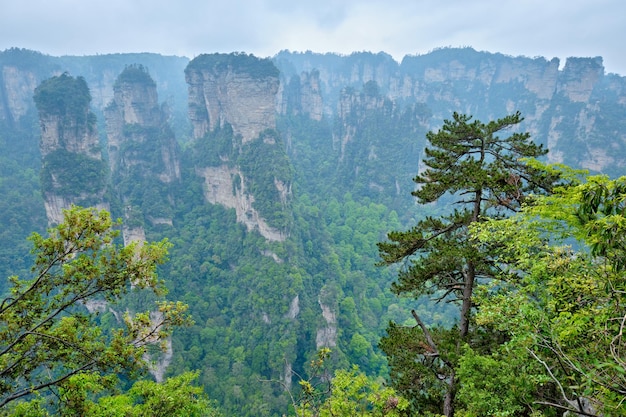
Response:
1,0,625,75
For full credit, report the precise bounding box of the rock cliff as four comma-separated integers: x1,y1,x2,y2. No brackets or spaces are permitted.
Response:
33,73,108,224
105,65,180,240
278,69,324,120
186,53,280,143
276,48,626,176
186,54,291,242
0,66,39,124
197,166,286,242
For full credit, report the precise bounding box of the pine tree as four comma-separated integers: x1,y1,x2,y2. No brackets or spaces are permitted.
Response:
377,112,557,416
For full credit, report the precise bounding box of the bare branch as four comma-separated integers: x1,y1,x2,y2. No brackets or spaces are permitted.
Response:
534,401,600,417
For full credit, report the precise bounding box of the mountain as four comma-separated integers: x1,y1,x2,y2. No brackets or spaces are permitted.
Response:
1,46,625,416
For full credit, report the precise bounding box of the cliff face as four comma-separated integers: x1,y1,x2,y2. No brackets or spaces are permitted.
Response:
557,57,604,102
278,70,324,120
105,66,179,181
186,54,290,242
105,65,180,242
33,73,108,224
186,53,280,143
276,48,626,175
0,66,40,124
196,166,287,242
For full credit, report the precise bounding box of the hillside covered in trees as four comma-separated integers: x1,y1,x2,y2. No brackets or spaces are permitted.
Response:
1,46,626,416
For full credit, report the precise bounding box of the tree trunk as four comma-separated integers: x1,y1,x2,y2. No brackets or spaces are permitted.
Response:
443,371,456,417
460,188,481,339
459,261,476,339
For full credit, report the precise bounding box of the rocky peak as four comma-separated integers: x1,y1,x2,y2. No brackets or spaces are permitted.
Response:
108,65,161,127
0,48,56,125
34,73,100,159
278,69,324,120
105,65,180,233
185,53,280,143
557,57,604,102
34,73,108,224
336,82,389,159
493,57,560,100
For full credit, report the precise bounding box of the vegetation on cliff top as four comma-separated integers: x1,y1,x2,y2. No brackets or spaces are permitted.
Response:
185,52,279,79
33,73,93,127
114,64,157,89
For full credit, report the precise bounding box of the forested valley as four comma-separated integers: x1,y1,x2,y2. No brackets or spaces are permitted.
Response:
1,46,626,416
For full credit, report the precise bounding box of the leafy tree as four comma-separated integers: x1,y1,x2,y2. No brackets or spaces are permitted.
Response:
292,349,408,417
299,367,409,417
467,169,626,416
4,371,222,416
377,112,556,416
0,206,189,409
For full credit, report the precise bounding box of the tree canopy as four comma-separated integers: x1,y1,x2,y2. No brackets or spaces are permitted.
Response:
465,168,626,416
0,206,189,410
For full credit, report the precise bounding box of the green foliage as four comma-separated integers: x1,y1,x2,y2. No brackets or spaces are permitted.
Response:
312,367,409,417
192,123,236,167
186,52,279,79
159,202,303,416
0,119,47,291
468,170,626,415
239,129,294,229
0,206,190,409
3,372,221,417
0,48,53,71
379,323,456,415
377,112,556,415
33,73,94,128
41,149,107,199
114,64,156,89
455,345,550,417
97,371,221,417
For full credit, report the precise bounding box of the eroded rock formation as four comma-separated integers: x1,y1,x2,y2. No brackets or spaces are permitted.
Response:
186,54,290,242
105,65,180,241
34,73,108,224
186,53,280,143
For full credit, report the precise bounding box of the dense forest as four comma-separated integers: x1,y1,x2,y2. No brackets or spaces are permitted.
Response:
1,46,626,416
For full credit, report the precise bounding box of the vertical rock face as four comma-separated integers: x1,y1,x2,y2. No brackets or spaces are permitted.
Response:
105,65,179,181
557,57,604,103
275,51,396,118
278,70,324,120
186,54,291,242
35,74,100,159
197,165,287,242
105,65,180,239
34,73,108,224
185,53,280,143
336,83,386,159
316,289,338,349
299,71,324,120
0,49,56,126
276,49,626,176
0,66,39,124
